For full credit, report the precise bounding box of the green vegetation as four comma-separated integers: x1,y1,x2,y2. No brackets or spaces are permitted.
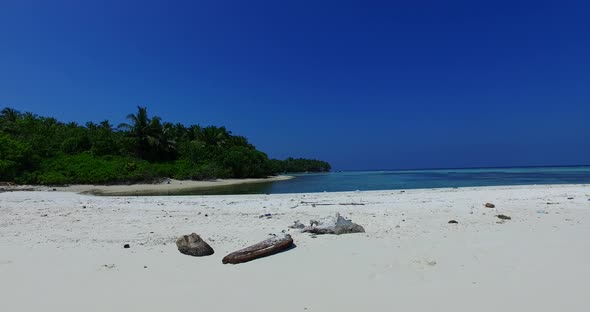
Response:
0,107,331,185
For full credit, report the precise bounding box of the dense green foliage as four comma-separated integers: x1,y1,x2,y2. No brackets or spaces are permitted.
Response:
0,107,331,185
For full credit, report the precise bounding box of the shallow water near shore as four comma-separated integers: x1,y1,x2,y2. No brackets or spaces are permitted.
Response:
164,165,590,195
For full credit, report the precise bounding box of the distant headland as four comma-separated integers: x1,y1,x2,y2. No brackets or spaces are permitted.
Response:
0,106,331,185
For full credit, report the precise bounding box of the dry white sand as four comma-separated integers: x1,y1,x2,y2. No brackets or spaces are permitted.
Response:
1,184,590,311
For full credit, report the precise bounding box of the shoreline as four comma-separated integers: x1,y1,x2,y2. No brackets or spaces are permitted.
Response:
1,183,589,311
0,175,294,196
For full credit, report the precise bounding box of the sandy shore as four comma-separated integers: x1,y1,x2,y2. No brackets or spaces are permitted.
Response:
0,175,293,196
1,184,590,311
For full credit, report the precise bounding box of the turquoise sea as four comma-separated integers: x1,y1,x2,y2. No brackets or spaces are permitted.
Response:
176,166,590,195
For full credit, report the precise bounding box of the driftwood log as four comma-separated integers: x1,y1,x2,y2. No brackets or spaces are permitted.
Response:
222,234,294,264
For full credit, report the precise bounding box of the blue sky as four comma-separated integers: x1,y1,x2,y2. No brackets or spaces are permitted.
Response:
1,0,589,170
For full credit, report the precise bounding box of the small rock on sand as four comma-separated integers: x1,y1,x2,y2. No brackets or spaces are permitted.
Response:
288,220,305,229
123,244,130,249
496,214,511,220
448,220,458,224
485,203,495,208
259,213,272,219
176,233,214,257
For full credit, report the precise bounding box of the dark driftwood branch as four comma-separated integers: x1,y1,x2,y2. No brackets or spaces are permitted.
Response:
222,235,294,264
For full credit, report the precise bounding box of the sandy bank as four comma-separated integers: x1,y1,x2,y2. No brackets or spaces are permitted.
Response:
0,175,293,196
1,184,590,311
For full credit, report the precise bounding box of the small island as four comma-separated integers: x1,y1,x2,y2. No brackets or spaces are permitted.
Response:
0,107,331,187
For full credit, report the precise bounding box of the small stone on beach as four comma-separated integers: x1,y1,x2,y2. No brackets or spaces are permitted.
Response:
485,203,495,208
448,220,458,224
176,233,214,257
123,244,130,248
496,214,511,220
288,220,305,229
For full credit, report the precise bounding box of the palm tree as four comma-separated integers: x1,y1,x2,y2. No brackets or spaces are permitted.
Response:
118,106,176,160
99,120,112,130
119,106,150,136
199,126,231,147
1,107,20,122
187,125,202,141
118,106,156,158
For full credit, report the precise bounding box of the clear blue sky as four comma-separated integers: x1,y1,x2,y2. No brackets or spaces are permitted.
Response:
1,0,589,170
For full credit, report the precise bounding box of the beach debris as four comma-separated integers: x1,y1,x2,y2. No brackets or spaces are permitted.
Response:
536,210,549,214
102,264,116,269
484,203,495,208
448,220,458,224
567,197,574,200
414,259,437,268
259,213,272,219
302,213,365,235
222,234,294,264
123,244,130,249
176,233,214,257
300,201,365,206
496,214,511,220
288,220,305,229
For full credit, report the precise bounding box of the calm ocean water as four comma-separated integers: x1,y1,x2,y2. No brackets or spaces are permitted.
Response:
172,166,590,195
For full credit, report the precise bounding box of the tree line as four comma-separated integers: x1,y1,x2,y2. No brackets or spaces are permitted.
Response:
0,106,331,185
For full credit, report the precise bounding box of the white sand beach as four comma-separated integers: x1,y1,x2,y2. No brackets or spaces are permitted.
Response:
0,175,293,196
1,184,590,311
